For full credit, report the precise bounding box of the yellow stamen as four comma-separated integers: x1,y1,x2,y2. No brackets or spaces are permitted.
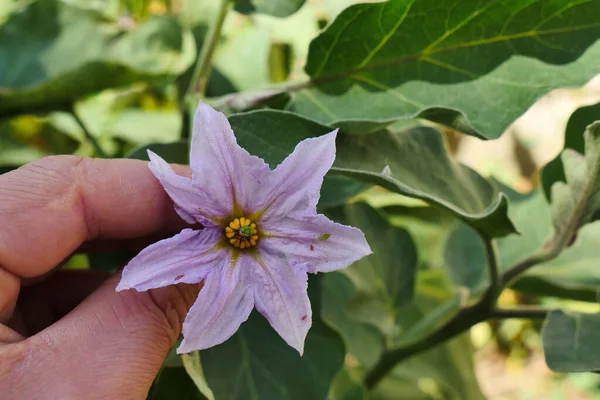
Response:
225,216,260,249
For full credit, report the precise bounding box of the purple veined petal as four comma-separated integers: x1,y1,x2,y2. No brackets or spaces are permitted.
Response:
261,214,372,273
117,228,224,292
252,247,312,355
190,101,270,215
177,253,255,353
148,150,227,225
254,130,338,223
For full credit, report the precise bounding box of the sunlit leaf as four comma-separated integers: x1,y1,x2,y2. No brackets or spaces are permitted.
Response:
285,0,600,138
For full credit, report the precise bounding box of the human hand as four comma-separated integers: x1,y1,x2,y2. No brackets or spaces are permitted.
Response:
0,155,201,399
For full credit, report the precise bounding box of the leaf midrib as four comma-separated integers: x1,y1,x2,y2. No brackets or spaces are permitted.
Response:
309,22,600,86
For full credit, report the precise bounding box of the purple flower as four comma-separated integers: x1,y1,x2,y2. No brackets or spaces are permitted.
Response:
117,102,372,354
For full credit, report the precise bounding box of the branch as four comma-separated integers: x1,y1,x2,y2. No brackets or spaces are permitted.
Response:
185,0,231,99
489,306,551,319
502,243,562,285
70,106,106,158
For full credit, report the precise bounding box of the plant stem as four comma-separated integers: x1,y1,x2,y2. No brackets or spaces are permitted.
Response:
502,244,562,285
70,106,106,158
489,306,551,319
185,0,231,99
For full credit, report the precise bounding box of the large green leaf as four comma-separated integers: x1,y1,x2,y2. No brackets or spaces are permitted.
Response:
230,109,516,237
284,0,600,138
542,310,600,372
542,103,600,198
234,0,306,18
200,277,345,400
0,0,194,117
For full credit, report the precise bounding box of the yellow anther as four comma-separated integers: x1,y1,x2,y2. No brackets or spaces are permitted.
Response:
225,216,259,249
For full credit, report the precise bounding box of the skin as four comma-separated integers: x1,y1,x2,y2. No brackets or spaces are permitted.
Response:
0,155,202,399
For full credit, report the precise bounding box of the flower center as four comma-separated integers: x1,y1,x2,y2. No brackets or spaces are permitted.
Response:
225,217,258,249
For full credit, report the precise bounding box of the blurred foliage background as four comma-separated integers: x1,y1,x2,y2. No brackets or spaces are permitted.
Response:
3,0,600,399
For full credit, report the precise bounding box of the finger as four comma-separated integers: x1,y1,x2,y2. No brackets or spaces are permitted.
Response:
3,274,201,399
0,268,20,323
9,270,109,336
0,156,193,278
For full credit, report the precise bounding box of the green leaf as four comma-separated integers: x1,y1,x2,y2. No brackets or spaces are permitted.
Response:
0,0,194,117
497,188,552,270
285,0,600,138
323,202,418,342
332,125,516,238
149,367,206,400
542,103,600,198
444,222,487,291
550,122,600,237
341,203,418,311
234,0,306,17
543,310,600,373
200,295,345,400
322,272,385,368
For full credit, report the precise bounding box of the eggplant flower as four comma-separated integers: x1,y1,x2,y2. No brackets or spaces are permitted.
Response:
117,102,372,354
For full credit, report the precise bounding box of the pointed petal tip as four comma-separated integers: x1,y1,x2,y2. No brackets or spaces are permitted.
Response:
176,339,199,354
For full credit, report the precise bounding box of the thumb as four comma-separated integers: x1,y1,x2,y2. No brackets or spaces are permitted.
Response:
2,273,201,400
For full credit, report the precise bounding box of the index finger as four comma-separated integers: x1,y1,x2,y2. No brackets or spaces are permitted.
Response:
0,155,191,278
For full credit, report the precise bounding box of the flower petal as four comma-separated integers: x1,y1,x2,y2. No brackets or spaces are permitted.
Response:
256,130,337,222
262,214,372,273
177,253,254,353
252,247,312,354
190,101,270,215
116,228,223,292
148,150,224,225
